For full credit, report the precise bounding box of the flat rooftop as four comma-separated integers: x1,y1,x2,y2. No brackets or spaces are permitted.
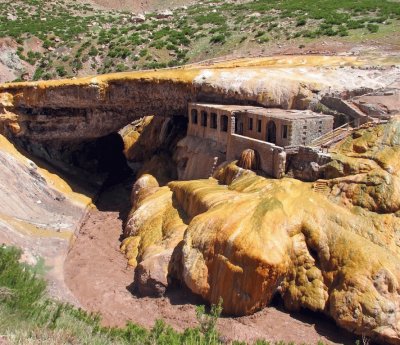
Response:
190,103,331,120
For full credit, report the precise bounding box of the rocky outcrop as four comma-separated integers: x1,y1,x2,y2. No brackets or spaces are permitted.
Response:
0,56,399,144
0,38,35,83
174,135,226,180
121,174,187,296
1,55,400,343
0,134,92,301
122,118,400,344
287,146,331,181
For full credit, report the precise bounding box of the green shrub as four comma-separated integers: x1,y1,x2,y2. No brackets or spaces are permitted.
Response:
367,23,379,33
210,33,226,44
296,18,307,26
194,13,225,25
255,30,264,38
347,20,365,30
258,35,270,43
139,49,148,57
116,63,127,72
0,246,45,314
56,65,67,77
89,46,98,56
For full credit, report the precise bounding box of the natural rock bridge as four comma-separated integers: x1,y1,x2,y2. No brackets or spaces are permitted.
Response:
1,56,398,144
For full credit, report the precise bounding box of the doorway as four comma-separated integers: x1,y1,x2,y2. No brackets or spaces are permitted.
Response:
266,121,276,144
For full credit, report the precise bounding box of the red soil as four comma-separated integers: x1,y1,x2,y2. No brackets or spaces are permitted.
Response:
64,180,358,344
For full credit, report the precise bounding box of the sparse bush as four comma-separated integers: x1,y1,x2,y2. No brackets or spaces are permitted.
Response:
258,35,270,43
56,65,67,77
210,33,226,44
367,23,379,33
139,49,148,57
296,18,307,26
255,30,264,38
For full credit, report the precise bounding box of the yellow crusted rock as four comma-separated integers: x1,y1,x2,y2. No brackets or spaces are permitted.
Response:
122,119,400,344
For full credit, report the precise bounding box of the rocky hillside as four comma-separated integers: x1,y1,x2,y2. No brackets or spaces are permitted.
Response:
0,0,399,82
1,55,400,344
76,0,195,12
0,133,92,301
1,55,399,145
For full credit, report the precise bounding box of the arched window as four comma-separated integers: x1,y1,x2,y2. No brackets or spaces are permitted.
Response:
210,113,217,129
266,120,276,144
248,117,253,130
201,111,208,127
191,109,198,124
220,115,228,132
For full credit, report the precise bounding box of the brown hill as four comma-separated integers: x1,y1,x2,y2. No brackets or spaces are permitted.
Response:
77,0,194,12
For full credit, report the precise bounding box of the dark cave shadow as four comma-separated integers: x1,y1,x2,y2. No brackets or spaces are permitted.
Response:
9,138,101,199
126,278,206,307
286,309,359,344
164,285,206,306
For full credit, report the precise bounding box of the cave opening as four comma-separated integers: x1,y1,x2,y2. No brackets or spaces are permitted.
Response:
90,132,132,187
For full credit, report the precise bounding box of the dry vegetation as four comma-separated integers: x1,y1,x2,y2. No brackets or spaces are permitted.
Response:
0,0,399,81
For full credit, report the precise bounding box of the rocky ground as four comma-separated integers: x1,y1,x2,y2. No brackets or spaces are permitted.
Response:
65,179,357,345
1,54,399,344
76,0,196,12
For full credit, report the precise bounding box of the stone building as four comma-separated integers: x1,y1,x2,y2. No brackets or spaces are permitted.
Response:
187,103,334,178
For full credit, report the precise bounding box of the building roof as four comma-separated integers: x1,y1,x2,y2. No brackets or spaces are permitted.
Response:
189,102,331,121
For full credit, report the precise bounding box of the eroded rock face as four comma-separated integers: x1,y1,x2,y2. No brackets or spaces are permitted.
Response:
1,56,399,144
122,118,400,344
324,120,400,215
174,135,226,180
0,134,91,301
237,149,260,170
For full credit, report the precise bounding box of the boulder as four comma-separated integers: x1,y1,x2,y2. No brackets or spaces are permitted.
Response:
156,10,173,19
133,250,172,297
130,14,146,23
122,119,400,344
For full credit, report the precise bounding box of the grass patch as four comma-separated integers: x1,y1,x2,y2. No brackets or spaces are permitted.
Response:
0,245,341,345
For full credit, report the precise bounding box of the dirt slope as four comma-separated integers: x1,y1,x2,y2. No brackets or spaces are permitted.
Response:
77,0,194,11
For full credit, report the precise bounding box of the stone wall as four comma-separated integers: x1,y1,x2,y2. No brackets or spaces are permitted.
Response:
291,116,333,146
187,104,231,148
287,146,331,181
320,96,369,126
235,112,293,147
226,132,286,178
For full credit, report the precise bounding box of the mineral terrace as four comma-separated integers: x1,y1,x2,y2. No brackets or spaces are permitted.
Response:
1,55,400,344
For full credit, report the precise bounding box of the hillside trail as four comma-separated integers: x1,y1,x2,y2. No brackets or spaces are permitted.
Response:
64,178,358,345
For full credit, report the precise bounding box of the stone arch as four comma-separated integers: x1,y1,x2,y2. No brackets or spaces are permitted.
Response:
191,109,198,124
266,120,277,144
238,149,260,171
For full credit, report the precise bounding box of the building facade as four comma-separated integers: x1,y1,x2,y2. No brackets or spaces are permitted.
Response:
187,103,334,178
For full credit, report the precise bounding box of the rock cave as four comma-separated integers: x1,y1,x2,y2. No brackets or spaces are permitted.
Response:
1,56,400,345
